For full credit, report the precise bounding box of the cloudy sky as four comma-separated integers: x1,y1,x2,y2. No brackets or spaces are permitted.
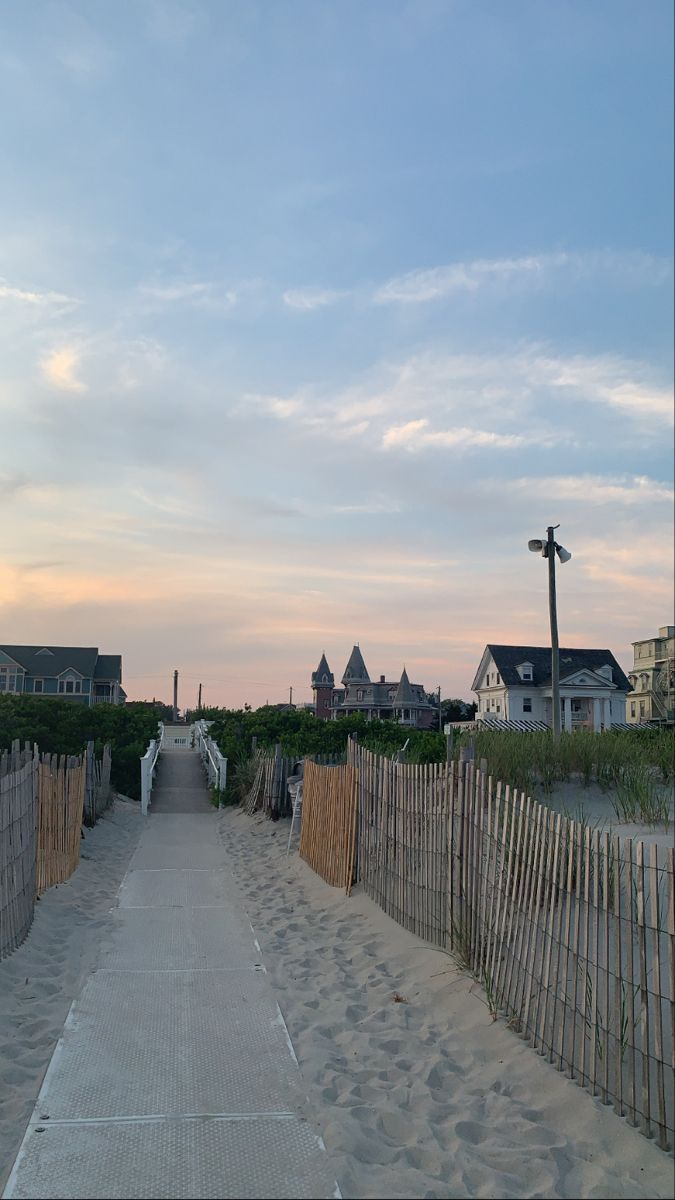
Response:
1,1,672,709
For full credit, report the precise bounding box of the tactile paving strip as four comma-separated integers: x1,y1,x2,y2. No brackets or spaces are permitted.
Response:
119,869,230,908
37,971,301,1119
100,907,262,971
6,1116,337,1199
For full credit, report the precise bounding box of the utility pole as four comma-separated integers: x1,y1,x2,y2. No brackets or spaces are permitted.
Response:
547,525,561,740
173,669,178,723
198,682,202,712
438,685,442,732
289,685,293,707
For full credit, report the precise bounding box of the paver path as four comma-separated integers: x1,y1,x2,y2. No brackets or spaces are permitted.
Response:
3,750,338,1200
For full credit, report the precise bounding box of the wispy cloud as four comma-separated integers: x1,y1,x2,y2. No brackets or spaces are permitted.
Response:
374,250,672,304
0,278,77,308
40,347,86,392
282,287,347,311
502,474,674,505
139,280,237,309
382,419,530,452
244,345,668,456
534,355,674,425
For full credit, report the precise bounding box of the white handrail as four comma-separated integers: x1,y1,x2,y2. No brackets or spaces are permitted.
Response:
195,722,227,805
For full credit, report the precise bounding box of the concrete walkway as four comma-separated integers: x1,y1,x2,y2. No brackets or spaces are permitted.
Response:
4,750,338,1200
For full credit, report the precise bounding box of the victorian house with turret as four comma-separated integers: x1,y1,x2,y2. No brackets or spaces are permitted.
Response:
311,646,436,728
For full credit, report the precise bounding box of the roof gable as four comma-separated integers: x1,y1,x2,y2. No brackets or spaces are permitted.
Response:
0,648,24,668
559,667,618,690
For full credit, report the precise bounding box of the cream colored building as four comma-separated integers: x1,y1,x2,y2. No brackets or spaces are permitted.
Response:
626,626,675,725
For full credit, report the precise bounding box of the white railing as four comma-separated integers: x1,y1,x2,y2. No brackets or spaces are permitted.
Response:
140,724,163,816
195,721,227,806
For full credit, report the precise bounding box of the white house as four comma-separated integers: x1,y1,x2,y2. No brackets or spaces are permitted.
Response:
472,645,629,732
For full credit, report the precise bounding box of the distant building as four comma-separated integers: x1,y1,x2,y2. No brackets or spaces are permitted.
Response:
0,645,125,705
472,644,629,731
626,626,675,725
311,646,437,728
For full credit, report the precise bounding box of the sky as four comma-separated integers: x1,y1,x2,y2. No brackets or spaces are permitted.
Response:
1,0,673,710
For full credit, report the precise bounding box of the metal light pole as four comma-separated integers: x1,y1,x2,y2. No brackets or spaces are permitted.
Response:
528,525,572,740
546,525,561,738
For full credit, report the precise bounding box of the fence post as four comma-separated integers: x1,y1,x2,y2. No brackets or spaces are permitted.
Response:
446,729,454,763
271,743,282,814
84,740,95,825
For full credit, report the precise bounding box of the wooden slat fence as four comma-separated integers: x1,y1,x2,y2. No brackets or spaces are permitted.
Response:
241,748,294,817
292,740,673,1152
84,741,113,826
36,754,86,894
299,760,358,890
356,747,450,947
0,744,38,959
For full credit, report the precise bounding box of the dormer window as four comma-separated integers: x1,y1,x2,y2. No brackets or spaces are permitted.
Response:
36,647,54,656
517,662,533,682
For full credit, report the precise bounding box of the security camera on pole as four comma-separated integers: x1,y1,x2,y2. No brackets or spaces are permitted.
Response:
528,525,572,739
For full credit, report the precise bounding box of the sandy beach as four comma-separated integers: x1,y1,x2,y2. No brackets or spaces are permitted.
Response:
0,799,142,1193
220,807,673,1200
1,795,672,1199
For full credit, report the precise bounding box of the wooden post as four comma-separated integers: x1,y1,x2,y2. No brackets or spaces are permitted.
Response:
446,729,453,763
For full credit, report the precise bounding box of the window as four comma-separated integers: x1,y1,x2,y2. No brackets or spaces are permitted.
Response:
357,689,363,701
496,673,500,684
496,703,501,713
59,678,82,695
0,668,18,693
630,702,636,717
639,701,645,716
523,698,532,713
34,679,44,694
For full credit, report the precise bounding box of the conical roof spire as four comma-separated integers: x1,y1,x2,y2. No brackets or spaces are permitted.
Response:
342,644,370,685
311,653,334,687
394,666,414,705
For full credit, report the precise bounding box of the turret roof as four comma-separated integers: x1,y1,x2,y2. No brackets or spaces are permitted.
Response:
394,666,414,704
311,652,334,687
342,644,370,684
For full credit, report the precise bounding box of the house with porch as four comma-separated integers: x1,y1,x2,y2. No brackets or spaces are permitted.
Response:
0,645,126,705
472,644,629,731
312,646,437,728
626,626,675,726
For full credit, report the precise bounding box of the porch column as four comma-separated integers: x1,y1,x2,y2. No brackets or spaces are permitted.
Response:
593,698,602,732
602,696,612,730
562,696,572,732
